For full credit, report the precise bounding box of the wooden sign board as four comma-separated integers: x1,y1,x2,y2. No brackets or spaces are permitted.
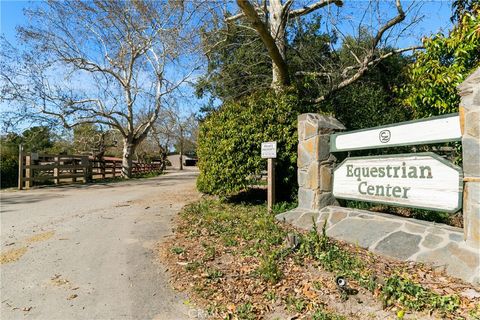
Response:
333,153,463,213
261,141,277,159
330,113,461,152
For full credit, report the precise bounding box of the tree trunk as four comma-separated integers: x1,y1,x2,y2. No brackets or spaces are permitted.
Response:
179,127,184,170
122,138,136,178
268,0,288,91
236,0,290,92
179,150,183,170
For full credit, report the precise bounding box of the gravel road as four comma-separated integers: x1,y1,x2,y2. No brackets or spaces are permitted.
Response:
1,169,201,320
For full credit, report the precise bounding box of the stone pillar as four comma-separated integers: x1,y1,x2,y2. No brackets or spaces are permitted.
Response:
457,68,480,248
297,113,345,211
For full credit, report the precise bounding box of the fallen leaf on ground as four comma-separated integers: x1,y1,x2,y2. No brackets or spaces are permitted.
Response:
51,274,70,286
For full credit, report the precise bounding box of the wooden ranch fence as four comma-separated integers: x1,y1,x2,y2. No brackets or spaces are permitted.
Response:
18,150,162,190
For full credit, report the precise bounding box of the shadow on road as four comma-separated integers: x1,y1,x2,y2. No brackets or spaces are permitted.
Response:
1,170,199,200
0,193,63,212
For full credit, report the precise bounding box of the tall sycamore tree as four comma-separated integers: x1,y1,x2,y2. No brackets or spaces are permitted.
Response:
1,1,202,177
226,0,423,101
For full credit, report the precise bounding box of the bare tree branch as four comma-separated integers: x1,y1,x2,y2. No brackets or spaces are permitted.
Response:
288,0,343,18
225,12,246,22
311,46,422,104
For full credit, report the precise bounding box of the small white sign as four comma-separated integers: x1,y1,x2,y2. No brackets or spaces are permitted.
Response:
330,113,461,152
261,141,277,159
333,153,462,213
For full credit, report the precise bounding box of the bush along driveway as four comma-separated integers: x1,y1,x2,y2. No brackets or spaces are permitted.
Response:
160,198,480,320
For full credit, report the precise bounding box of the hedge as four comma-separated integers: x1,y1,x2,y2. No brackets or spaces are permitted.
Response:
197,90,316,200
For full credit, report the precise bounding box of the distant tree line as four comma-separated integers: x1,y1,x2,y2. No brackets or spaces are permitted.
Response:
0,111,198,188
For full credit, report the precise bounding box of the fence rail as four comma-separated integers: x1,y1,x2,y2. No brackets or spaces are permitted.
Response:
18,150,162,190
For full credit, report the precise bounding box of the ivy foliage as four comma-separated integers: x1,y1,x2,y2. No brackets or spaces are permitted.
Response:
399,6,480,117
197,90,314,199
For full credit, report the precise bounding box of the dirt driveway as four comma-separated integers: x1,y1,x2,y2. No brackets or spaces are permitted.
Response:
1,169,201,320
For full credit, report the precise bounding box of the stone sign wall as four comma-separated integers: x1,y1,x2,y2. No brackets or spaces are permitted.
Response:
458,68,480,248
277,68,480,284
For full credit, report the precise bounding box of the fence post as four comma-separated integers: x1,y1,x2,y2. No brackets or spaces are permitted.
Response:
297,114,345,211
267,158,276,212
112,160,116,178
25,153,32,189
18,145,24,190
101,159,106,179
54,156,59,185
81,156,89,183
72,157,77,183
458,68,480,248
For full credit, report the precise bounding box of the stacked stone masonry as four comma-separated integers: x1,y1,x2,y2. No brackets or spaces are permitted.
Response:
297,113,345,211
458,68,480,248
276,206,480,284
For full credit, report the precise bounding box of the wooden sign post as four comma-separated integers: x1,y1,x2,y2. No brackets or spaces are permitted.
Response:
18,144,24,190
261,141,277,212
333,153,463,213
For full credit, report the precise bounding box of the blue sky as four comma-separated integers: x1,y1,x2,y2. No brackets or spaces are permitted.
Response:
1,0,26,43
1,0,455,131
1,1,454,45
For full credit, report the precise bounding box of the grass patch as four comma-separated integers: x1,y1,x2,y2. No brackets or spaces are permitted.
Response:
312,308,347,320
298,221,377,292
180,200,286,257
272,200,298,214
256,251,284,283
185,261,202,272
235,302,255,320
165,199,473,319
298,220,460,314
205,267,223,280
382,275,460,312
285,294,306,313
170,246,185,255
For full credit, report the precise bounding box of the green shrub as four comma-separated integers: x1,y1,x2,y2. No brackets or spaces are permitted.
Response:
0,157,18,189
197,90,315,200
398,7,480,117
